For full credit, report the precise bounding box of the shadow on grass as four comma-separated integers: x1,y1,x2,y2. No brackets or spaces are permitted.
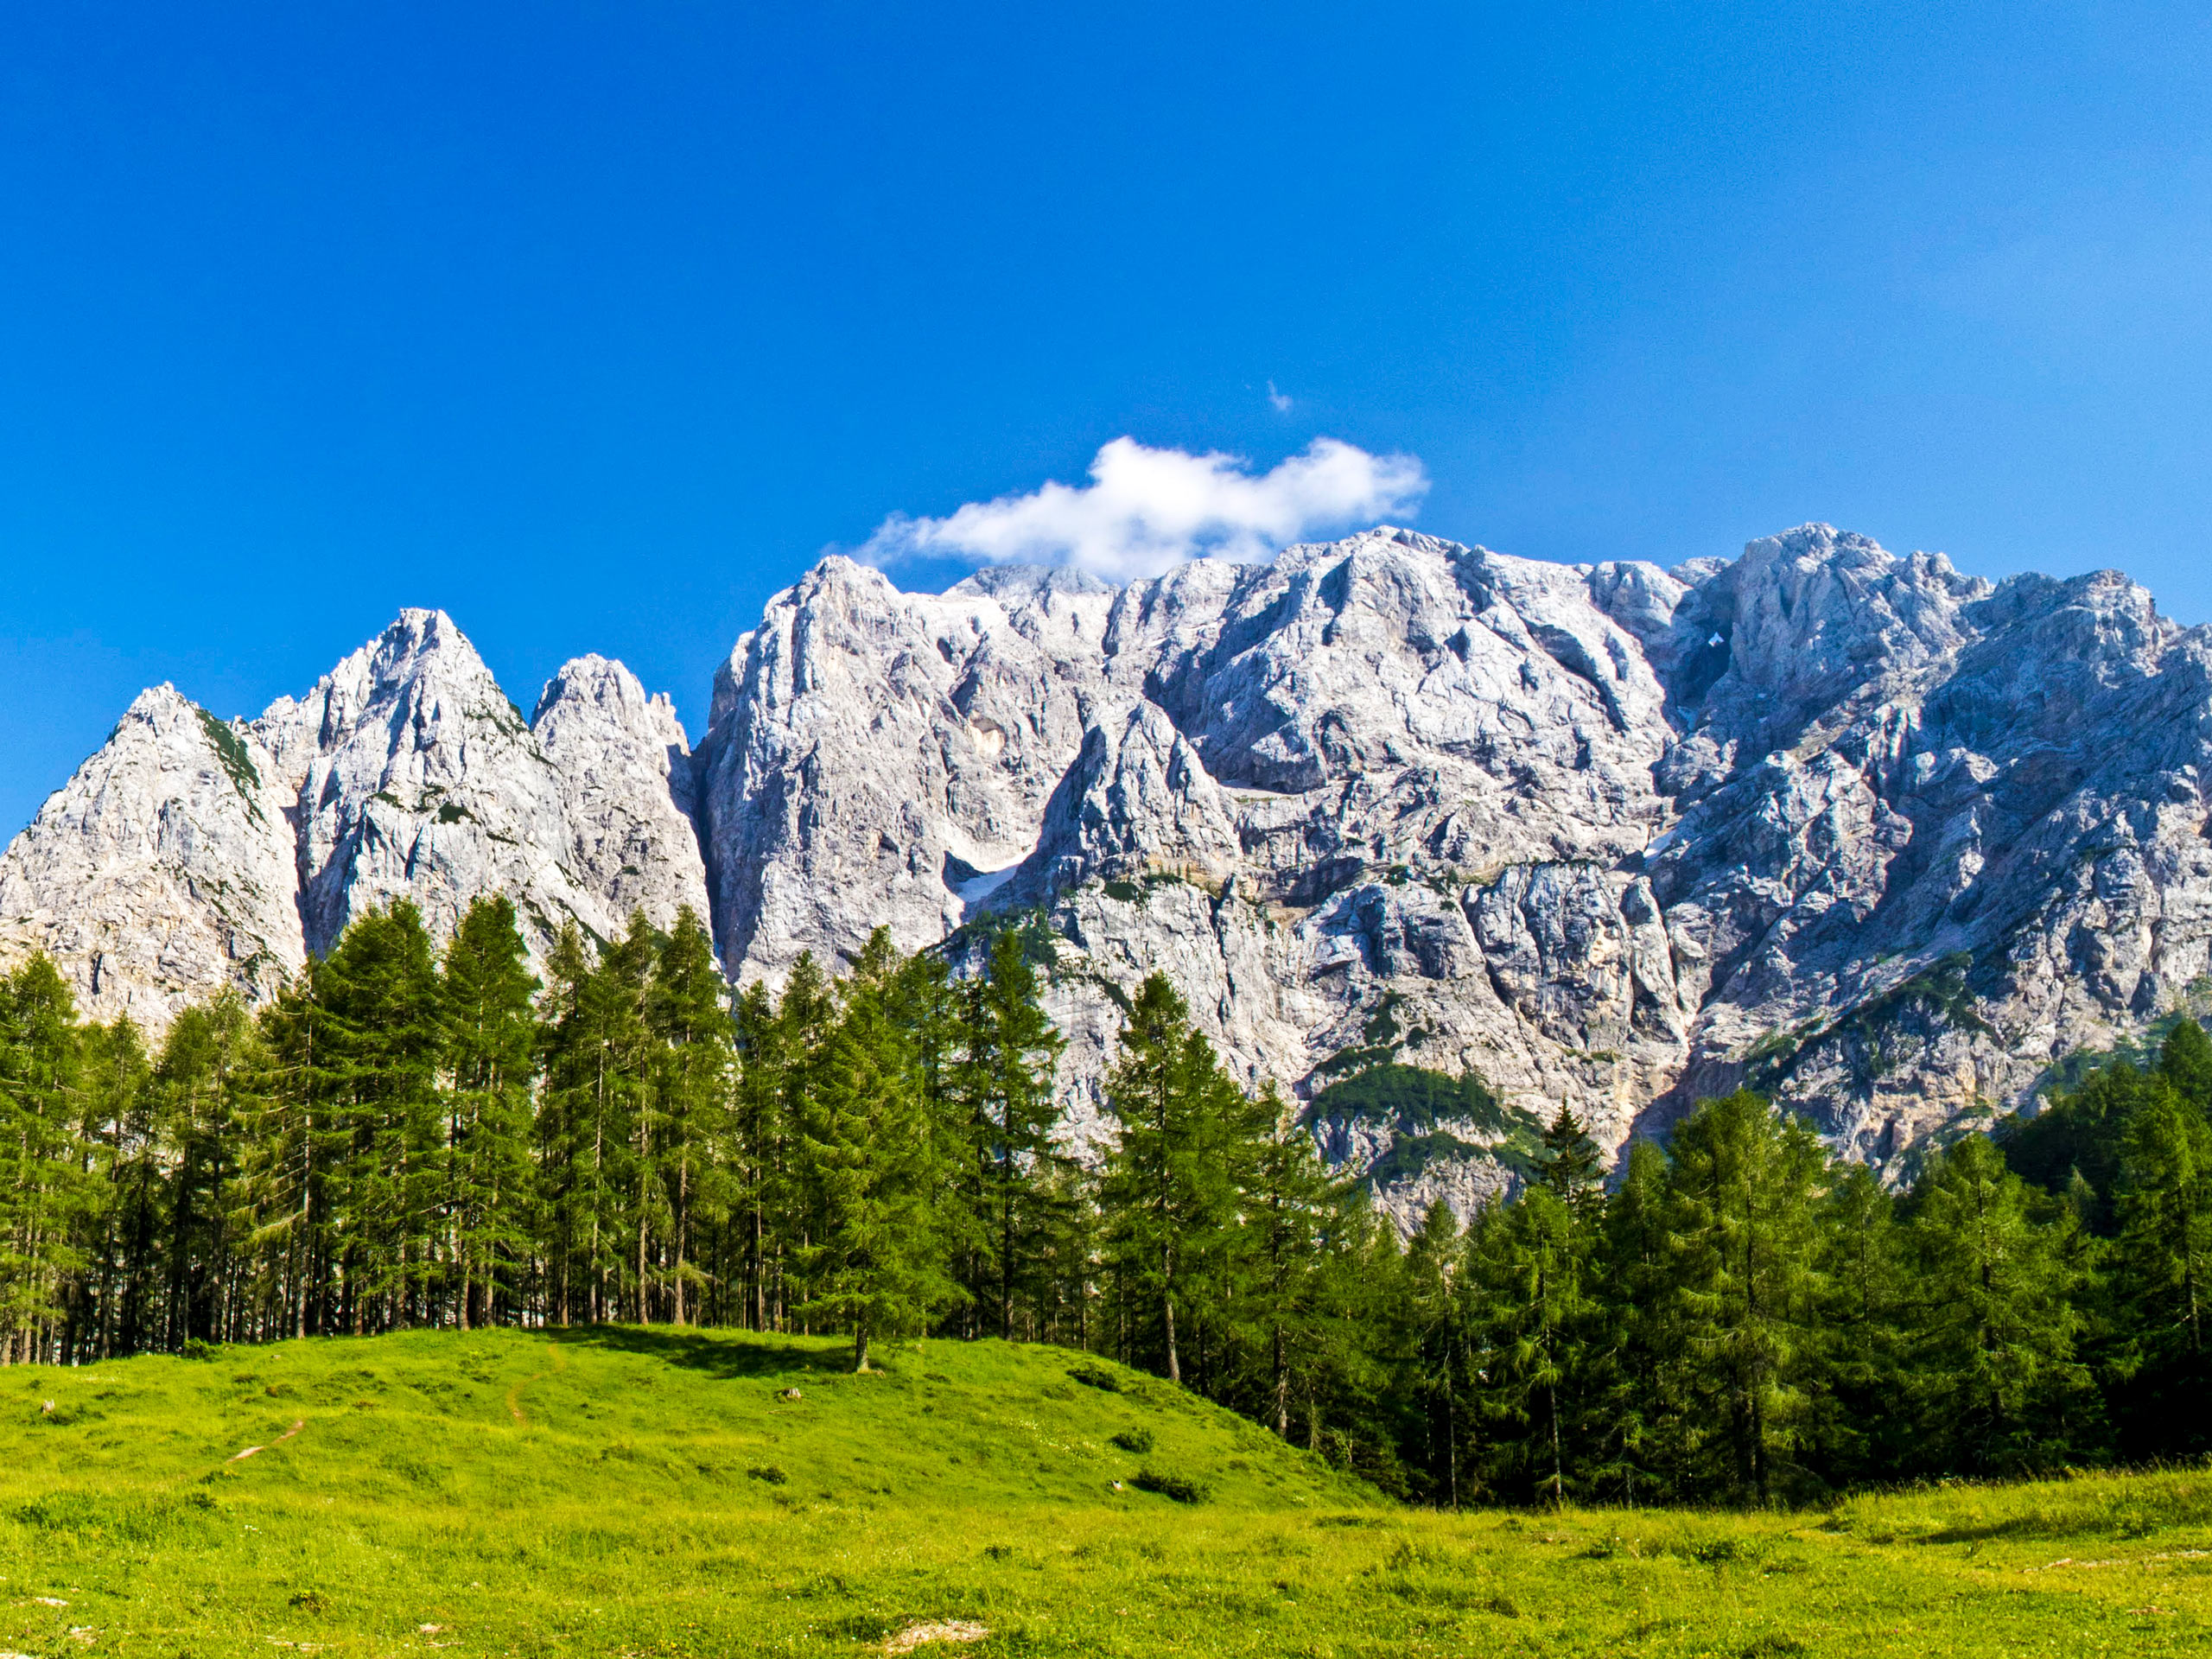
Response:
544,1323,855,1381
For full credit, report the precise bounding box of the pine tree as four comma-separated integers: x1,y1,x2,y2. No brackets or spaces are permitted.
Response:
1399,1198,1465,1504
2003,1061,2153,1233
1808,1160,1908,1484
1905,1134,2089,1474
86,1015,162,1356
441,895,540,1329
314,904,445,1332
1466,1184,1593,1506
952,928,1067,1339
1533,1106,1605,1209
243,980,323,1338
2108,1073,2211,1455
0,956,91,1361
739,953,833,1332
538,918,652,1323
798,929,959,1370
2158,1017,2212,1112
728,980,786,1330
1592,1138,1675,1503
1661,1090,1829,1503
149,997,252,1346
1097,974,1251,1388
1240,1083,1343,1436
646,907,732,1325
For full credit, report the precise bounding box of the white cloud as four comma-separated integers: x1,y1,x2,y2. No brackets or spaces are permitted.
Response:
1267,379,1293,412
855,436,1428,582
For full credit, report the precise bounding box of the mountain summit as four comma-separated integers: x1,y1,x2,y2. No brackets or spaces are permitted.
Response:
8,526,2210,1216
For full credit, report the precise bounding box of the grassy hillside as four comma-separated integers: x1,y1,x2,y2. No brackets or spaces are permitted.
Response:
3,1328,2209,1656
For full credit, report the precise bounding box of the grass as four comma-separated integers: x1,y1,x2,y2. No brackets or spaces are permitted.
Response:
3,1328,2209,1656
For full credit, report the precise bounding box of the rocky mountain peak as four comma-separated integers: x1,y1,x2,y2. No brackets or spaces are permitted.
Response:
532,654,708,934
3,612,708,1024
0,683,301,1027
12,524,2212,1229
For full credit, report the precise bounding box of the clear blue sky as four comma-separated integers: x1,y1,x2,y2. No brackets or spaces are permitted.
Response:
5,3,2211,834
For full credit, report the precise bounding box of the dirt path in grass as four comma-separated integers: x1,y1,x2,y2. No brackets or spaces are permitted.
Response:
228,1418,305,1462
505,1342,569,1425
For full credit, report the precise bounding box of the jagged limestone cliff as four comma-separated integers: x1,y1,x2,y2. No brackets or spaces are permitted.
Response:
0,610,711,1027
10,526,2212,1221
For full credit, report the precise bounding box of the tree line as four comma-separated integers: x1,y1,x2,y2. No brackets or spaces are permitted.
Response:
0,895,2204,1504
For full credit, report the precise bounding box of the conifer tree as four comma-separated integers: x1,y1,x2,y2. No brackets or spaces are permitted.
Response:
1400,1198,1465,1503
244,980,324,1338
1098,974,1251,1387
1533,1105,1605,1209
87,1015,162,1356
538,918,652,1322
953,928,1067,1338
314,903,443,1331
1906,1134,2088,1474
1240,1082,1344,1436
2158,1017,2212,1112
798,929,959,1370
1593,1137,1675,1503
729,979,786,1329
1466,1183,1593,1506
150,996,251,1346
0,957,92,1360
1809,1160,1908,1484
2109,1076,2210,1455
1661,1090,1828,1503
646,907,732,1325
741,952,835,1331
441,895,539,1329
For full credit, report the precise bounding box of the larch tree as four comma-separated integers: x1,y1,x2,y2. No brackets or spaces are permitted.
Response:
441,895,539,1330
1661,1090,1830,1503
646,906,733,1325
798,929,959,1370
1906,1134,2089,1475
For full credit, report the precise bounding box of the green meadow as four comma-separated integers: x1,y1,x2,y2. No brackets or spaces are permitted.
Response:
4,1326,2209,1657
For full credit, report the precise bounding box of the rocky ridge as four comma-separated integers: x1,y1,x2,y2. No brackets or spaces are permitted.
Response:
0,610,711,1027
10,527,2212,1219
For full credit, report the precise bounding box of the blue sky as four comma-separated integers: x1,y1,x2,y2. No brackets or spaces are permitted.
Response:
5,3,2212,833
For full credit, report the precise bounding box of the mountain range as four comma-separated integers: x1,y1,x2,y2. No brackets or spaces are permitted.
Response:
10,522,2209,1217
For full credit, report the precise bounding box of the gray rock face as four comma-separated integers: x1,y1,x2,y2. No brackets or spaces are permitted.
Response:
693,557,1113,979
1001,699,1242,906
253,610,610,957
0,687,302,1028
0,610,705,1025
532,654,709,935
696,524,2212,1222
15,520,2212,1229
1640,529,2212,1170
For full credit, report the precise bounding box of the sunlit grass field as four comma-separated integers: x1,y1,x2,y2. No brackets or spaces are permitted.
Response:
4,1325,2209,1656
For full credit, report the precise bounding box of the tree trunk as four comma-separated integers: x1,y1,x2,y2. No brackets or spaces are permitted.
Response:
1548,1380,1563,1508
1273,1324,1289,1438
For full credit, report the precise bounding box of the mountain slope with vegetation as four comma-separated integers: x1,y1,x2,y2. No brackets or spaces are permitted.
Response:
5,1326,2211,1657
3,888,2210,1509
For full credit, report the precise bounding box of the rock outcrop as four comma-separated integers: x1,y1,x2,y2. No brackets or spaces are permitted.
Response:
0,610,709,1023
13,523,2212,1227
694,524,2212,1218
692,557,1113,979
532,654,709,936
252,610,616,956
0,687,301,1028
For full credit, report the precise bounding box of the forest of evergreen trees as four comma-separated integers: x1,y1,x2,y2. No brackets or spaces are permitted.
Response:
0,895,2205,1505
